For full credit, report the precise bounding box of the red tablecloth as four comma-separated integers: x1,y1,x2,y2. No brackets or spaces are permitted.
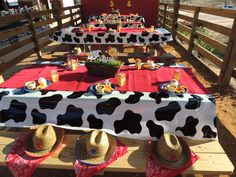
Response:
71,27,147,33
0,65,208,94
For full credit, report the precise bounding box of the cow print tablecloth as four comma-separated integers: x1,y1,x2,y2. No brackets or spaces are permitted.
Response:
0,89,217,140
50,27,173,45
88,15,145,23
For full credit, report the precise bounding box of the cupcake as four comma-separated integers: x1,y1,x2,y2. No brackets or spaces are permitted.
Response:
25,81,36,90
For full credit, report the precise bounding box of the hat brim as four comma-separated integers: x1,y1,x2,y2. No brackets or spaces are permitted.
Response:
151,137,191,169
76,131,117,165
24,127,64,158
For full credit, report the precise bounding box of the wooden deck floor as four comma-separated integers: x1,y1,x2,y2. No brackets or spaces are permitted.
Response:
0,41,235,177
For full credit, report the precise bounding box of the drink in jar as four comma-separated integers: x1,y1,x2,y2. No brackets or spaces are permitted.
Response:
174,70,180,81
117,73,126,87
135,59,142,70
51,70,59,82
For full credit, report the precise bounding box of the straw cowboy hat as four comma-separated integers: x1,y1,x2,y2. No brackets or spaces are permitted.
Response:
76,130,117,165
25,125,64,158
151,133,191,169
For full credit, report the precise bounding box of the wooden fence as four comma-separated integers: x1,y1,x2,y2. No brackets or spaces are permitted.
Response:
0,4,82,73
157,0,236,85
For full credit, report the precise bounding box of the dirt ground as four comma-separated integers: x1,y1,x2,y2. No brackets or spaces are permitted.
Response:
0,42,235,177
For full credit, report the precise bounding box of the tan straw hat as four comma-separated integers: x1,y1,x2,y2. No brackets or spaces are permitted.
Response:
151,133,191,169
25,125,64,158
76,130,117,165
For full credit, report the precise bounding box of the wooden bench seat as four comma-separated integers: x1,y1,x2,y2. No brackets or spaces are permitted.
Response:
0,131,234,176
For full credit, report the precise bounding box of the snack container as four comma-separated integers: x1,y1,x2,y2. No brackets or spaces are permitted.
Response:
71,59,78,71
25,81,36,90
117,73,126,87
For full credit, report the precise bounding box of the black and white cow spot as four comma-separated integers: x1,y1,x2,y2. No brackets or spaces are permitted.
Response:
125,92,144,104
105,34,115,43
39,94,63,109
40,90,56,96
0,91,9,101
142,31,149,37
67,91,86,99
164,33,171,37
95,37,101,43
185,94,203,109
149,92,169,104
57,105,83,127
208,96,216,104
98,33,105,37
214,117,217,128
84,34,94,43
176,116,199,137
55,31,62,36
96,97,121,115
31,109,46,124
53,35,58,41
127,34,137,43
146,120,164,139
62,34,72,42
117,37,123,43
139,37,145,43
87,114,103,129
150,34,160,42
155,101,181,121
202,125,217,138
76,32,83,37
119,33,127,37
0,100,27,123
73,37,80,43
114,110,142,134
161,37,168,41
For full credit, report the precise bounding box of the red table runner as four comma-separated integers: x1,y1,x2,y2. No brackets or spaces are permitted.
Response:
0,65,208,94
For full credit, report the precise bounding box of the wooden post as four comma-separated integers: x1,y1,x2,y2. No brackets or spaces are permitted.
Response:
171,0,180,40
52,0,62,29
218,14,236,85
188,6,200,55
163,3,167,28
26,13,42,60
69,8,74,26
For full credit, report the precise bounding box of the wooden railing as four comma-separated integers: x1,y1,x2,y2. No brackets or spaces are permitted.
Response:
0,4,82,73
158,0,236,85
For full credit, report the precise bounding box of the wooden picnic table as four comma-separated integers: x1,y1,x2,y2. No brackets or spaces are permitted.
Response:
0,130,234,176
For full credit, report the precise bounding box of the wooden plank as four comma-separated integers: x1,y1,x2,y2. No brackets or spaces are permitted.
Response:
163,3,167,28
178,14,193,22
36,26,58,39
188,7,200,54
196,32,227,52
61,14,71,20
218,15,236,85
30,9,54,17
0,132,233,174
177,22,192,33
198,19,232,36
39,40,53,50
171,0,180,40
176,40,219,78
176,31,190,44
0,48,35,72
0,37,32,57
0,25,29,41
33,18,56,29
26,13,41,59
200,7,236,19
179,4,196,11
72,17,81,23
193,43,223,68
0,14,25,25
165,24,172,31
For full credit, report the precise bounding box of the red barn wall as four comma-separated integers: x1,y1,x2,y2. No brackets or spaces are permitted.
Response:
81,0,158,27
